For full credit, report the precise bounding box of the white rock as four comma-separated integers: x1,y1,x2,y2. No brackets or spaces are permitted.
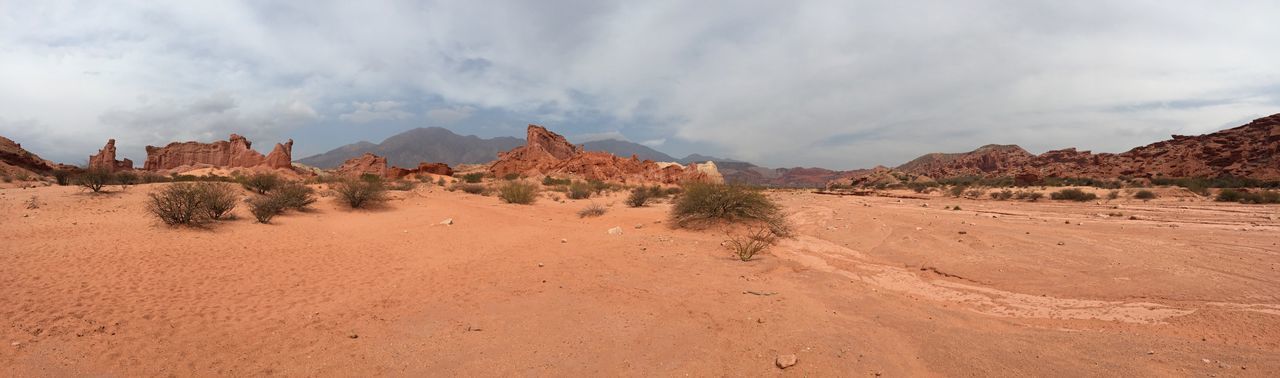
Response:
776,354,797,369
440,218,454,225
608,227,623,235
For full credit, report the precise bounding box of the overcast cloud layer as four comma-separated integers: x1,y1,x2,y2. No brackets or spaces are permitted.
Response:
2,1,1278,169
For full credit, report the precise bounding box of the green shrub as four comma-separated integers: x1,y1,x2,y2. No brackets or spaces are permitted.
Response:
567,181,592,199
1216,189,1280,204
989,189,1013,200
76,167,114,193
272,182,317,210
388,180,416,191
52,170,73,186
240,173,282,194
948,185,967,197
1107,190,1120,200
436,177,447,186
461,172,485,183
625,187,652,207
197,182,239,220
577,203,607,218
542,176,572,186
453,183,487,195
115,171,138,186
503,173,520,180
588,179,611,193
247,195,284,223
1133,190,1157,200
148,183,209,226
498,181,538,204
334,178,387,208
670,183,790,236
1050,188,1098,202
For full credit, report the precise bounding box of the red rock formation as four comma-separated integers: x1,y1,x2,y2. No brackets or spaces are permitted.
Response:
143,134,293,171
264,139,294,170
489,125,721,184
336,152,453,179
895,113,1280,182
1,135,65,176
88,139,134,172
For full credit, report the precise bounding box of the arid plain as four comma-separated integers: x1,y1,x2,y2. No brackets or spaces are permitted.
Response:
3,183,1277,376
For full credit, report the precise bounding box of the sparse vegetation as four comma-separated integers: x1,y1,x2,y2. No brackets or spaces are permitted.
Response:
541,177,572,186
436,177,447,186
25,196,39,209
115,171,138,186
461,172,485,183
240,173,282,194
148,183,210,226
577,203,607,218
948,185,967,197
567,181,592,199
197,182,239,220
453,183,487,195
1216,189,1280,204
625,187,652,207
76,167,114,193
1133,190,1157,200
670,183,790,237
503,173,520,181
52,170,72,186
989,189,1013,201
1106,190,1120,200
334,178,387,208
498,181,538,204
726,228,776,261
1050,188,1097,202
247,195,284,223
271,182,317,211
1012,190,1043,201
388,180,416,191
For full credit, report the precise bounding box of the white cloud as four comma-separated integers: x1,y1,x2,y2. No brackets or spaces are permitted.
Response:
640,138,666,147
338,101,413,123
425,105,475,124
1,1,1278,168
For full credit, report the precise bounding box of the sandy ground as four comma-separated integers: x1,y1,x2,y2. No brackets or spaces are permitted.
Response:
1,183,1278,376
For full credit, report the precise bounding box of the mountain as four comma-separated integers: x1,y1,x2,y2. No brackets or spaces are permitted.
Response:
893,113,1280,181
714,161,868,187
298,127,524,168
581,139,677,162
678,153,740,164
1,135,67,176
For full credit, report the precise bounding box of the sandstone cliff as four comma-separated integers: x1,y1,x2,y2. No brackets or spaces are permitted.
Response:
489,125,721,184
88,139,134,172
143,134,293,172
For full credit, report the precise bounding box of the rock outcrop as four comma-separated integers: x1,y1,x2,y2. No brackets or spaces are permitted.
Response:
335,152,453,179
143,134,293,171
895,113,1280,182
489,125,721,184
88,139,134,172
1,136,65,176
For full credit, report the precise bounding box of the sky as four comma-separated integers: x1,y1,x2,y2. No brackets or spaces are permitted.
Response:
1,1,1278,170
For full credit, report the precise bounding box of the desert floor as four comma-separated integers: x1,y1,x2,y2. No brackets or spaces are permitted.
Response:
1,183,1278,376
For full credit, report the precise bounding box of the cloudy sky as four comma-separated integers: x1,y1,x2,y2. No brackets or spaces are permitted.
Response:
2,1,1278,169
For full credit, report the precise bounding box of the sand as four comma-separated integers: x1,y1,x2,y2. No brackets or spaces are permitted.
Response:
1,183,1278,376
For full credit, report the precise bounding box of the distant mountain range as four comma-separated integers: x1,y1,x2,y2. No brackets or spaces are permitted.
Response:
298,126,862,187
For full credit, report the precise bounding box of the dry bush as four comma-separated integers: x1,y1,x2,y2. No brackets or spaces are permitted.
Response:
76,167,114,193
25,196,39,209
198,182,239,220
671,183,791,237
578,203,607,218
388,180,416,191
334,178,387,208
625,186,652,207
239,173,282,194
271,182,316,210
567,181,592,199
115,171,138,186
498,181,538,204
1133,190,1157,200
148,183,209,226
460,172,485,183
989,189,1013,201
248,195,284,223
1050,188,1098,201
450,183,487,195
726,228,776,261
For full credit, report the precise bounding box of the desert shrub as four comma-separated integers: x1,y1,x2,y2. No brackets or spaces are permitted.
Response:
334,178,387,208
1050,188,1097,202
498,181,538,204
1107,190,1120,200
51,170,72,186
387,180,416,191
948,185,967,197
503,173,521,180
247,195,284,223
148,183,209,226
567,181,593,199
989,189,1013,201
272,182,317,210
196,182,239,220
1216,189,1280,204
671,183,790,236
726,228,776,261
964,189,985,198
436,177,447,186
625,187,652,207
461,172,485,183
76,167,114,193
665,187,684,196
25,196,39,209
542,176,572,186
115,171,138,186
0,174,10,183
577,203,607,218
452,183,487,195
140,172,169,183
1134,190,1157,200
240,173,282,194
1011,191,1044,201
